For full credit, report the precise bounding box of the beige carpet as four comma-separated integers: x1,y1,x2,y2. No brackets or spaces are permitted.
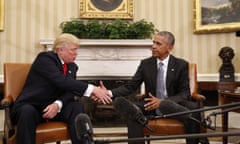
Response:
1,127,239,144
45,138,223,144
43,127,237,144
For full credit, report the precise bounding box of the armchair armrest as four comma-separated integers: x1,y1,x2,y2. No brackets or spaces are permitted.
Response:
191,93,206,101
1,95,15,138
1,95,14,108
190,93,206,109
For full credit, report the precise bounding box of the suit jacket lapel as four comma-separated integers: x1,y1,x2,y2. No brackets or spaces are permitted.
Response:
149,57,158,92
67,64,76,78
166,55,176,91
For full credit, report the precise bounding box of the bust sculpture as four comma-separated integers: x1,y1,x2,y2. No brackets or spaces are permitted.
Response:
218,46,235,82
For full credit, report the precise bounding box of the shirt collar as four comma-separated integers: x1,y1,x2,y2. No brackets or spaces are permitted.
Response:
157,55,170,66
58,56,64,65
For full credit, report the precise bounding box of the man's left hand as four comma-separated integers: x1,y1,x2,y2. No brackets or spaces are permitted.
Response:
42,103,59,119
144,92,162,111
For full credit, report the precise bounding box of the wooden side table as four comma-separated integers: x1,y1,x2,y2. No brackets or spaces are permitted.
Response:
219,91,240,144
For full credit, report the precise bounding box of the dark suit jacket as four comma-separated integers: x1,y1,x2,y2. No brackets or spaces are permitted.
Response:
13,51,88,111
112,55,191,110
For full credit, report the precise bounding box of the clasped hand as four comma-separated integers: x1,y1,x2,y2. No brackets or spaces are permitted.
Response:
90,81,112,104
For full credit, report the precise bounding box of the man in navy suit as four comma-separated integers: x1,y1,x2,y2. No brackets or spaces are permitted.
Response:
10,33,112,144
102,31,205,144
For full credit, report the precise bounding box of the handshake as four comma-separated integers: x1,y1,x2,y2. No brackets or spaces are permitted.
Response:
90,81,112,105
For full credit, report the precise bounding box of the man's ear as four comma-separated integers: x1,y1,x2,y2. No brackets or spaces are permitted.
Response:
168,45,174,52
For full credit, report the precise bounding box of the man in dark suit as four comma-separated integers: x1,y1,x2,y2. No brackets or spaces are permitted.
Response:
102,31,203,144
10,33,112,144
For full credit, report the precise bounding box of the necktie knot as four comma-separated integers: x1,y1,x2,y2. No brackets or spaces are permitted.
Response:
158,62,164,69
63,63,67,75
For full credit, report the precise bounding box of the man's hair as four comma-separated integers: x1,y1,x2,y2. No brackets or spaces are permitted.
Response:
157,31,175,46
52,33,80,51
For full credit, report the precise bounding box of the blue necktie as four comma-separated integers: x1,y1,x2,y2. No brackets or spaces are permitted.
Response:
156,62,165,115
156,62,165,99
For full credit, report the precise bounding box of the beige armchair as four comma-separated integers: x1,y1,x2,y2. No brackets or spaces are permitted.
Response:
143,63,207,143
1,63,70,144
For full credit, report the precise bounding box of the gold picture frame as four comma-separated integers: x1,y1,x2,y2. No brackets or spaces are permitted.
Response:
0,0,4,31
193,0,240,34
79,0,133,19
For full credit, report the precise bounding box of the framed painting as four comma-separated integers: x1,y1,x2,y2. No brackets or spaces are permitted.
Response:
79,0,133,19
0,0,4,31
193,0,240,34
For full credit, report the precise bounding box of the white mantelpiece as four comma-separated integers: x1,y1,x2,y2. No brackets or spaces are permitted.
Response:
40,39,153,79
40,39,153,49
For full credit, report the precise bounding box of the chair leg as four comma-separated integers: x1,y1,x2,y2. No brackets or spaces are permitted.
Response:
146,135,150,144
2,136,6,144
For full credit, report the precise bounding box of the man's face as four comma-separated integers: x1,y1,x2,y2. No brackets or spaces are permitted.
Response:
151,35,173,60
58,44,78,63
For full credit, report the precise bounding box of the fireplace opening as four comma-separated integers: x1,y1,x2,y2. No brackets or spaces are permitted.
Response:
77,79,141,127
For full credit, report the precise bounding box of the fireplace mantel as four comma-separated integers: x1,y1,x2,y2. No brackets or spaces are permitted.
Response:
40,39,152,50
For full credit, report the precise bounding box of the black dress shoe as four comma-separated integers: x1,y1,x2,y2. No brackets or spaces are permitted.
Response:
186,137,209,144
198,137,209,144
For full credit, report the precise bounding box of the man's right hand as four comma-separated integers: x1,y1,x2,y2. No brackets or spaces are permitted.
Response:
99,80,107,90
91,86,112,104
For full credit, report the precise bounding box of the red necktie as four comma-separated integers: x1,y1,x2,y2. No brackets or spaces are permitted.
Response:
63,63,67,75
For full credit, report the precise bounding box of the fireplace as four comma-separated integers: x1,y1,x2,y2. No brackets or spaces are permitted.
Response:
40,39,152,125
